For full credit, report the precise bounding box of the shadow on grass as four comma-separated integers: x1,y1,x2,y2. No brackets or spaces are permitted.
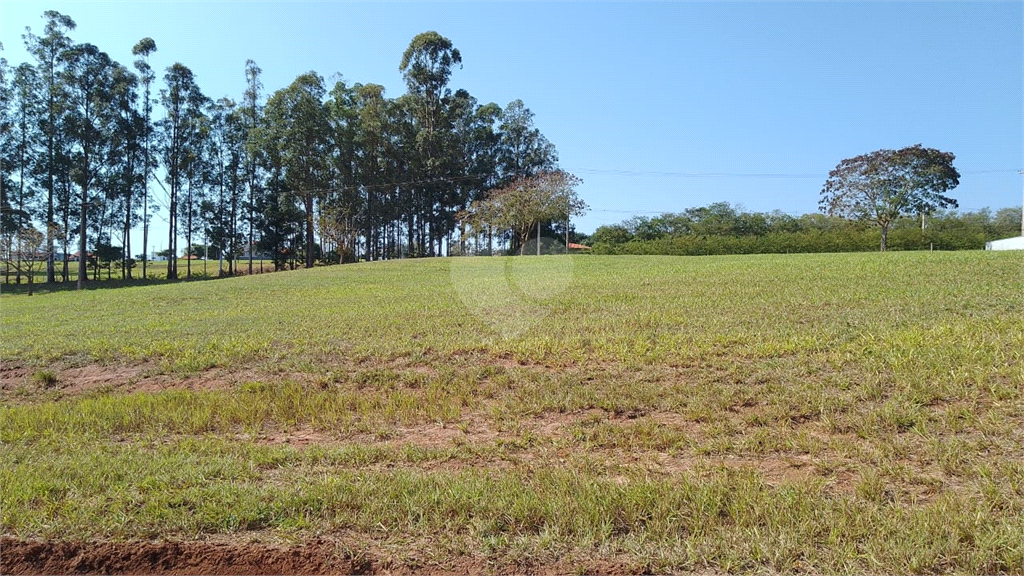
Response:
0,273,226,296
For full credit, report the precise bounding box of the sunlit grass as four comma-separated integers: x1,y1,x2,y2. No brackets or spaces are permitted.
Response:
1,251,1021,573
3,252,1019,371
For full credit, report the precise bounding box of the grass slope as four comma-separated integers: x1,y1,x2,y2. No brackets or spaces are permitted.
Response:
1,252,1021,574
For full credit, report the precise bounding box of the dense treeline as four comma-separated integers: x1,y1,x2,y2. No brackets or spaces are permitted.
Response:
584,202,1022,256
0,12,563,285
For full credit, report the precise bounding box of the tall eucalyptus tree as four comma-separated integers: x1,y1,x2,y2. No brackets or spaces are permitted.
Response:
323,79,362,261
159,63,206,279
8,63,42,281
498,99,557,181
242,59,263,274
131,37,156,276
255,72,332,268
352,83,390,260
206,98,245,274
399,31,462,256
23,10,75,282
62,42,116,289
452,96,502,254
0,46,19,269
180,107,211,278
107,63,143,278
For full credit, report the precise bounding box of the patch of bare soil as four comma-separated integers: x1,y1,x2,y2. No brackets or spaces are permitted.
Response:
0,362,258,402
251,410,832,489
0,536,645,576
254,409,606,449
653,453,818,484
0,360,939,500
0,536,353,575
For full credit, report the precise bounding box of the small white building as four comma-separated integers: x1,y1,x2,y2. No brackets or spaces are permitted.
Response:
985,236,1024,251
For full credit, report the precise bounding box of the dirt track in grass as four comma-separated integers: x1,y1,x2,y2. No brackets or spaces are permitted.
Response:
1,357,1010,573
0,361,244,400
0,536,353,575
0,536,642,576
0,360,951,498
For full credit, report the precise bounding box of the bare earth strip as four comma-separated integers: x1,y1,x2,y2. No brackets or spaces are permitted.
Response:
1,361,248,399
1,361,990,503
0,536,645,575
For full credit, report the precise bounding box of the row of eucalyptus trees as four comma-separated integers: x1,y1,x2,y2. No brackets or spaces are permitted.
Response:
0,11,559,286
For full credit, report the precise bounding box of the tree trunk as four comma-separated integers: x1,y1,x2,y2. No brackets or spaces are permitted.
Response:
17,134,28,284
77,181,88,291
168,172,177,279
248,203,254,275
880,223,889,252
46,118,56,284
46,187,55,283
186,181,193,278
62,239,69,283
124,197,132,280
403,213,411,255
142,103,150,280
306,196,315,268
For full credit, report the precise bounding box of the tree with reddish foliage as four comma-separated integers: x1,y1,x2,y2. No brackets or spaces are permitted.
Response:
466,170,587,255
821,144,960,252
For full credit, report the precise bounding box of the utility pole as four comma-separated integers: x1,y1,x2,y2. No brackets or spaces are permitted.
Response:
566,195,571,254
1019,170,1023,237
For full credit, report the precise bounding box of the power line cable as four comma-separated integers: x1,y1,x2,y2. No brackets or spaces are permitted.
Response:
573,168,822,179
570,167,1021,179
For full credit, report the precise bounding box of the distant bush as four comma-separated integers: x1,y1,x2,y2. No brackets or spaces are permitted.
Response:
588,204,1020,256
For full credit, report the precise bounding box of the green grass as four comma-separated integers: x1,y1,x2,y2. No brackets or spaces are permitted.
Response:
1,251,1021,573
3,252,1019,371
28,369,58,388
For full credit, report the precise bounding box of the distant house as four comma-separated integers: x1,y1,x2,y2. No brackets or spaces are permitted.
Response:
241,243,273,260
985,236,1024,251
568,243,591,251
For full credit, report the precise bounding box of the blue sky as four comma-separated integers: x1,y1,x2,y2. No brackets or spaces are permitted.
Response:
1,1,1021,246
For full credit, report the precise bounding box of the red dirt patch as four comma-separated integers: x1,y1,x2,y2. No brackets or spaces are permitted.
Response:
0,536,355,575
0,536,644,575
0,362,252,401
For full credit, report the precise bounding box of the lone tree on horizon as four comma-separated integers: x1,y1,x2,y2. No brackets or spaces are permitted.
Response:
465,170,587,255
820,144,960,251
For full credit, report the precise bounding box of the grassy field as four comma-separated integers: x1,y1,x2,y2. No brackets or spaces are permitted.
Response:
1,251,1021,574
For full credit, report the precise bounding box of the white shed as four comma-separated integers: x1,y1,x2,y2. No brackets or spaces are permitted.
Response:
985,236,1024,251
